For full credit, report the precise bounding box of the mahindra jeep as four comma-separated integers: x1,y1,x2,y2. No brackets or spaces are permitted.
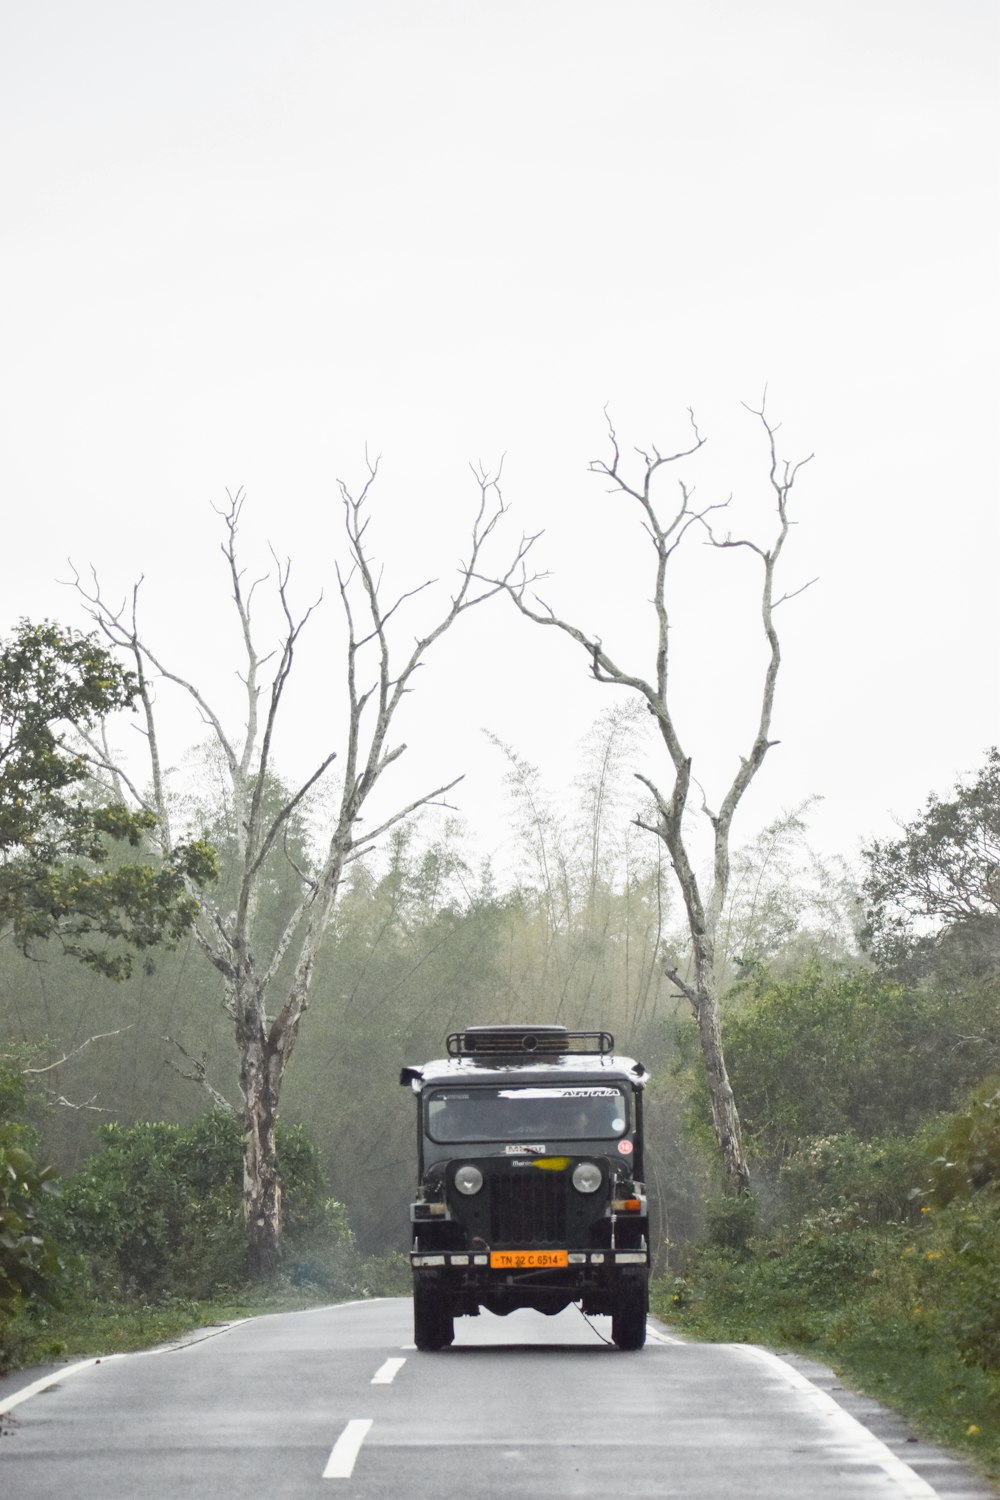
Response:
400,1024,651,1351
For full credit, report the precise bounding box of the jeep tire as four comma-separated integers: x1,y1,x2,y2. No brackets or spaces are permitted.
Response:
413,1280,454,1351
611,1269,648,1350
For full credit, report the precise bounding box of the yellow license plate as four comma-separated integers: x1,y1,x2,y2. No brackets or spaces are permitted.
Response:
489,1249,568,1269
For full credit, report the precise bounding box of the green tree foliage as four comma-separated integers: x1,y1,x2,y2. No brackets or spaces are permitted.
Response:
679,961,1000,1169
0,1129,61,1300
777,1131,927,1229
914,1078,1000,1373
927,1076,1000,1206
863,749,1000,981
0,620,216,978
0,1055,61,1358
49,1111,356,1300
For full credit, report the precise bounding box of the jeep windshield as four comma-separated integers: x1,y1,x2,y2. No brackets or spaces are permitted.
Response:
425,1085,629,1143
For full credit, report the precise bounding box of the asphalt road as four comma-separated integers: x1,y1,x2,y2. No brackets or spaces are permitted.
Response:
0,1299,994,1498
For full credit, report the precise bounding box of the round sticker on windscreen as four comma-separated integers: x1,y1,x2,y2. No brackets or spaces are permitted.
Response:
617,1139,633,1155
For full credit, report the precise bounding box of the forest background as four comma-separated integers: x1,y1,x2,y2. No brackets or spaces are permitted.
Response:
3,700,996,1253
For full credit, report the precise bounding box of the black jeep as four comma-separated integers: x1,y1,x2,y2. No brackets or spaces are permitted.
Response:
400,1023,651,1351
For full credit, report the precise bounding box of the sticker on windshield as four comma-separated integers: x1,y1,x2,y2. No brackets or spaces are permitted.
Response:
498,1087,620,1099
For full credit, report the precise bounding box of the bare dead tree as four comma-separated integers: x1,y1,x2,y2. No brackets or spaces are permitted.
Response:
496,400,814,1192
70,463,532,1274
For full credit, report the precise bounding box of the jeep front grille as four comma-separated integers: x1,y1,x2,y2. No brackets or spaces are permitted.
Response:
489,1173,567,1246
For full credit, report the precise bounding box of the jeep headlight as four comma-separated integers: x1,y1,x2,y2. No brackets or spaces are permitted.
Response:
454,1164,484,1196
572,1161,602,1194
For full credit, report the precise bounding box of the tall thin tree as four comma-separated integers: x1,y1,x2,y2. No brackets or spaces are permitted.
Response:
72,462,530,1271
494,401,813,1190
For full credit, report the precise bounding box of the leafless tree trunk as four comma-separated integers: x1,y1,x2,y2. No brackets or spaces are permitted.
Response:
72,463,529,1273
497,401,813,1192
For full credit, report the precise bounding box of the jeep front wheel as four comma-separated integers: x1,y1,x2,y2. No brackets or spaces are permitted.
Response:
413,1280,454,1351
611,1271,648,1350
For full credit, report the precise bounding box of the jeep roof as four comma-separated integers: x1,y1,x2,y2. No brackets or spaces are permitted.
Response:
400,1024,649,1092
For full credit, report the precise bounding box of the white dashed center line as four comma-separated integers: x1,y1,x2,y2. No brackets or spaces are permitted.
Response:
323,1418,373,1479
371,1357,406,1384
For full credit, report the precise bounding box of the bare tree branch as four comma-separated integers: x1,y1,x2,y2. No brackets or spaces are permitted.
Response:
163,1035,237,1116
44,1092,113,1113
23,1026,134,1075
346,776,465,858
665,965,700,1012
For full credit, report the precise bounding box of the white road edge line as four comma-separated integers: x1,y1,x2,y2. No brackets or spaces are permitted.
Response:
371,1357,406,1384
0,1320,249,1416
323,1418,373,1479
645,1323,685,1346
0,1357,122,1416
735,1346,941,1500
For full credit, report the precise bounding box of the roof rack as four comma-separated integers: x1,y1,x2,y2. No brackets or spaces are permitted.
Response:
446,1025,615,1060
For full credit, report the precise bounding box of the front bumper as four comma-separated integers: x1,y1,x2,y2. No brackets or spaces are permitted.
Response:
411,1248,648,1268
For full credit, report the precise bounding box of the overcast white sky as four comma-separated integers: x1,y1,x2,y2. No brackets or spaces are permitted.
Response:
2,0,997,880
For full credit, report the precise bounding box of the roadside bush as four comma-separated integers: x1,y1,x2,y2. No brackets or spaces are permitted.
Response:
779,1131,926,1229
0,1057,63,1369
661,1081,1000,1398
48,1114,242,1298
926,1077,1000,1205
915,1079,1000,1372
915,1197,1000,1373
48,1110,358,1301
282,1196,362,1295
0,1123,63,1356
674,1217,895,1338
703,1192,757,1256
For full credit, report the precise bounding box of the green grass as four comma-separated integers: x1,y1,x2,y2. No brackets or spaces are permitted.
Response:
2,1250,411,1375
4,1286,342,1371
652,1248,1000,1492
